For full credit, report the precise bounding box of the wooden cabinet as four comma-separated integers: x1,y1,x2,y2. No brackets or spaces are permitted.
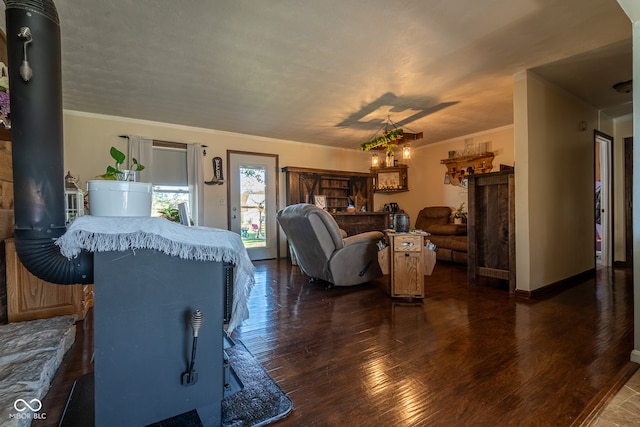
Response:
282,166,374,212
370,165,409,193
0,132,13,241
0,135,11,324
4,238,93,322
389,233,425,298
332,212,390,236
467,170,515,292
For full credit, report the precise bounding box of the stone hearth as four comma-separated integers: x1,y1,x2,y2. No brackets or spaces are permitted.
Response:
0,315,76,427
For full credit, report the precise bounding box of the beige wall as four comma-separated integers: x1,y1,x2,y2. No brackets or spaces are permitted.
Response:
613,114,633,263
382,126,515,227
64,110,516,238
514,71,599,292
63,110,372,231
616,0,640,363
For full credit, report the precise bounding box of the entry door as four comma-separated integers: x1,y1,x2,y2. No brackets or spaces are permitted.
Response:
228,152,278,260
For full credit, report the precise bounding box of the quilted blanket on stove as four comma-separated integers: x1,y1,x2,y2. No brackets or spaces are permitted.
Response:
55,216,255,333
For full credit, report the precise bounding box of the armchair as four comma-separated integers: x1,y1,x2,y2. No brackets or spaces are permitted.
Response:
415,206,468,265
277,204,384,286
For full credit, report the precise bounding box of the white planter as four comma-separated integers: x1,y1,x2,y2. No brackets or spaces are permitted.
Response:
88,180,153,217
454,217,463,224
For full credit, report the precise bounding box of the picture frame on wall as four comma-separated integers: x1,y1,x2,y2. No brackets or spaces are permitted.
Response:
314,195,327,210
378,171,401,190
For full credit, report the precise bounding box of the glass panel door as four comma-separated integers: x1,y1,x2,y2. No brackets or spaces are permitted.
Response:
228,152,278,260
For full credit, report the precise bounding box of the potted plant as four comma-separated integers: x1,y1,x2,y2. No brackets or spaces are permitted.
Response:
87,146,153,217
452,202,467,224
98,146,145,181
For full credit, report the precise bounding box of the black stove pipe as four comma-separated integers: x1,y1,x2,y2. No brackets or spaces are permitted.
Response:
5,0,92,284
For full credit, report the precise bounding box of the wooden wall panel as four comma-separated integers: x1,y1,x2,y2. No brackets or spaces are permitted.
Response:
0,140,11,182
0,139,12,240
5,238,89,322
467,170,515,293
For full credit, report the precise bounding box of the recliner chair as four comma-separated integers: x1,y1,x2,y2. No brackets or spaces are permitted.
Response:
277,203,384,286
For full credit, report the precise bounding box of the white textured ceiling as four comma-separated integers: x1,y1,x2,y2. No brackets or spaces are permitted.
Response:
3,0,634,148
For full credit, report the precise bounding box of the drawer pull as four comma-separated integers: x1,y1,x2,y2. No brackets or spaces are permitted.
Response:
401,242,414,246
405,253,410,257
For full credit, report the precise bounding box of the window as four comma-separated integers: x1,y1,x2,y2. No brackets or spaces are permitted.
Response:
239,166,266,247
152,185,189,218
150,146,189,219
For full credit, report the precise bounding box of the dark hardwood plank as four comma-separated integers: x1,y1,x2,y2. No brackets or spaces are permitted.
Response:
33,261,634,426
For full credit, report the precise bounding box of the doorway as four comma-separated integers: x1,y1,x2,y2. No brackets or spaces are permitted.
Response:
227,151,279,260
595,131,613,267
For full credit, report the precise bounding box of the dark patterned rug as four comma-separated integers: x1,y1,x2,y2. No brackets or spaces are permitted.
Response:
220,339,292,426
60,339,292,426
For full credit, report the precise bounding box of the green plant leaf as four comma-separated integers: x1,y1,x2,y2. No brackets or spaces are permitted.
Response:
131,158,145,171
360,128,404,152
110,146,126,165
98,171,117,180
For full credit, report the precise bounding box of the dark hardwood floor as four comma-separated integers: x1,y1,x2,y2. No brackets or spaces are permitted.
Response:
34,261,635,426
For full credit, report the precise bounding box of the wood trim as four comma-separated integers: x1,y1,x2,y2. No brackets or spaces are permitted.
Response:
613,260,630,269
514,268,596,299
594,130,614,266
624,137,633,268
152,140,187,150
0,239,6,324
281,165,372,178
572,361,639,426
119,136,207,149
227,150,280,258
5,238,90,322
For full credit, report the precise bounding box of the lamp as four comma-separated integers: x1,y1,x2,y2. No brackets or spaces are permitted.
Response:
64,171,85,224
402,143,411,160
360,116,422,164
371,153,379,168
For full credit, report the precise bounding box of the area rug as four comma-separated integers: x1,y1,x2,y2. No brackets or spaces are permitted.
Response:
60,338,292,426
221,338,292,426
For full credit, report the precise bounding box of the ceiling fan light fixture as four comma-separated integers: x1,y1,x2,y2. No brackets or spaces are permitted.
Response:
360,116,422,160
612,79,632,94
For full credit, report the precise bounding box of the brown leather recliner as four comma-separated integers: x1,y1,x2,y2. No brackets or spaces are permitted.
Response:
277,203,384,286
415,206,468,265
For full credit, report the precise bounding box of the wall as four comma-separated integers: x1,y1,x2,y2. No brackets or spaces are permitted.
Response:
613,114,633,263
377,126,515,227
63,111,372,231
616,0,640,364
64,110,516,230
63,111,516,258
514,71,599,292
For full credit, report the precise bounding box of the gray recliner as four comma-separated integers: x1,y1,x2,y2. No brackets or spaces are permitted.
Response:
277,203,384,286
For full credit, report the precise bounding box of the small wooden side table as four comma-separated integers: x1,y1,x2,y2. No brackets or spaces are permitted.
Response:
386,232,428,298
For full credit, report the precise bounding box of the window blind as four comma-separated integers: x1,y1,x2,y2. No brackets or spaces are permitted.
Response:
151,146,187,186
